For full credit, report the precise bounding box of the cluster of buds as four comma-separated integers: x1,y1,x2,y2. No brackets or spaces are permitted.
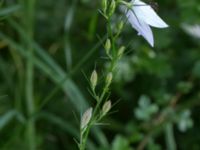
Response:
104,38,125,60
80,101,112,131
90,70,113,91
101,0,116,18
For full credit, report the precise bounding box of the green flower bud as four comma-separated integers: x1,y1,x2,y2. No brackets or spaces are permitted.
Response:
102,0,107,13
102,100,111,116
81,107,93,129
109,0,116,17
117,21,124,32
106,72,113,87
105,39,111,55
117,46,125,59
90,70,98,90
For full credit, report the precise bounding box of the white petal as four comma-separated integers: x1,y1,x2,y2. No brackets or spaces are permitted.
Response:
126,10,154,46
182,24,200,39
132,0,168,28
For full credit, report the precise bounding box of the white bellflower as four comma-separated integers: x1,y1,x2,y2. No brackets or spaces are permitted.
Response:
126,0,168,47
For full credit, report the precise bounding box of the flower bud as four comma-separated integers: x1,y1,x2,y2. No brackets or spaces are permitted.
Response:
102,0,107,13
90,70,98,90
117,21,124,32
105,39,111,55
109,0,116,17
117,46,125,59
81,107,93,129
102,100,111,116
106,72,113,87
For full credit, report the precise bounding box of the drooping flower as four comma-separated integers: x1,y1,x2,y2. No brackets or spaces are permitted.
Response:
126,0,168,47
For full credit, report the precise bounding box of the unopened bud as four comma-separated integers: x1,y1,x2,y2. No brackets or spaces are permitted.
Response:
106,72,113,87
109,0,116,17
105,39,111,55
117,46,125,59
102,100,111,116
102,0,107,13
117,21,124,31
90,70,98,90
81,107,93,129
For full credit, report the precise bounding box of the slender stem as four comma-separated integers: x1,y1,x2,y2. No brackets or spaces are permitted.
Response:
79,86,108,150
80,131,84,150
79,3,126,149
93,87,108,116
107,18,116,57
80,128,90,150
10,48,24,111
21,0,37,149
165,123,177,150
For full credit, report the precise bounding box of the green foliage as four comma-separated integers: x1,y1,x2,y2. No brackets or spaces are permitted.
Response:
135,95,159,121
111,136,132,150
175,110,193,132
0,0,200,150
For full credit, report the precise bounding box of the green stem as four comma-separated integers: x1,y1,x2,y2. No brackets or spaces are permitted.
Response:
79,86,108,150
80,128,90,150
107,18,116,57
165,123,177,150
79,4,125,150
21,0,37,149
93,87,108,116
80,131,84,150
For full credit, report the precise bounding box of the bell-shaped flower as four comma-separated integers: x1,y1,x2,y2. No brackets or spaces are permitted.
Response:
126,0,168,47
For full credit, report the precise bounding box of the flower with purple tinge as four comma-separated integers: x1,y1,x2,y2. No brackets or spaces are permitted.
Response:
126,0,169,47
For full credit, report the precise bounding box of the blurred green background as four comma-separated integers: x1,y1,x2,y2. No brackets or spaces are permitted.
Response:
0,0,200,149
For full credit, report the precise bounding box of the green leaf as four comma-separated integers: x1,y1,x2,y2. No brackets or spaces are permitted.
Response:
0,110,24,131
177,82,193,94
175,110,193,132
135,95,159,121
192,61,200,78
112,135,132,150
0,5,21,16
0,31,88,112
